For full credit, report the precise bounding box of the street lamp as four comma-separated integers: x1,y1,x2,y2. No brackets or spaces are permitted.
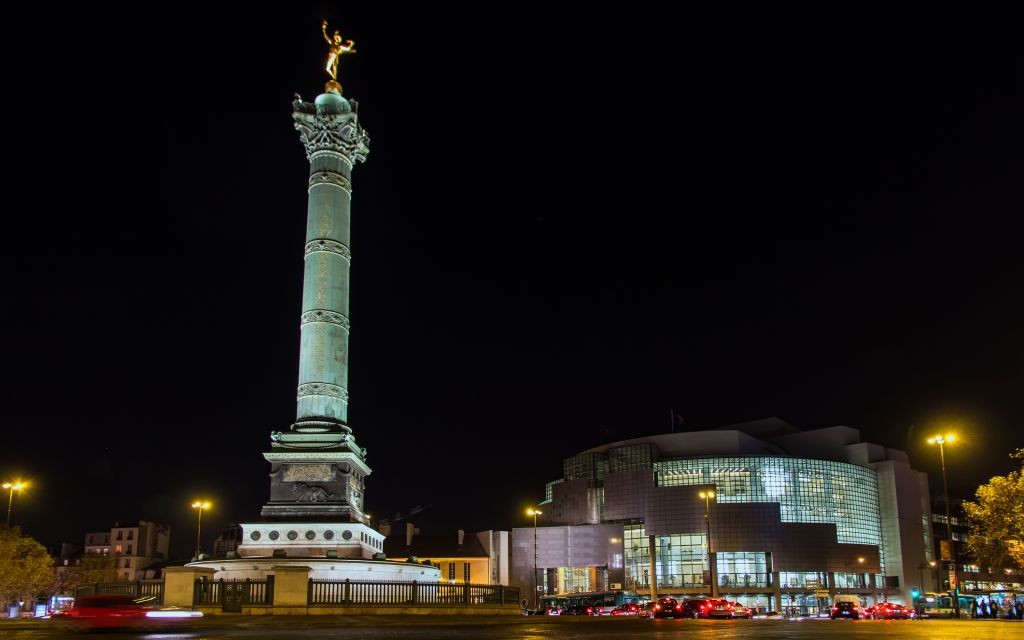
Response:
3,481,26,527
929,560,936,591
699,490,716,598
919,560,937,594
526,508,542,610
927,433,959,618
191,500,211,560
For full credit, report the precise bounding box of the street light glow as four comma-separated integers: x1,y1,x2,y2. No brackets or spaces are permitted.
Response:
4,480,27,527
191,500,211,560
926,430,961,617
526,507,542,516
698,490,716,499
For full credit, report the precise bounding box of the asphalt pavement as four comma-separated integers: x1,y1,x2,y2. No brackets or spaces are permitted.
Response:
1,616,1021,640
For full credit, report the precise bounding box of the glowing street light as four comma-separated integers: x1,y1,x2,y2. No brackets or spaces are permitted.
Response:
699,490,716,598
191,500,211,560
3,481,26,527
526,507,542,610
927,432,959,618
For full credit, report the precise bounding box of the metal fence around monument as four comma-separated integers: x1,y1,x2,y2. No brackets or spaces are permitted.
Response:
74,579,165,604
193,578,274,610
308,579,519,607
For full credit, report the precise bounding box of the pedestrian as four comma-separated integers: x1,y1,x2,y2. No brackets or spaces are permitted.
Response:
1014,598,1022,620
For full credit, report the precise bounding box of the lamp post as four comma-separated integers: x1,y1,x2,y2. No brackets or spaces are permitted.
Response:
699,490,716,598
191,500,211,560
927,433,959,618
3,481,26,527
919,561,937,594
527,508,542,610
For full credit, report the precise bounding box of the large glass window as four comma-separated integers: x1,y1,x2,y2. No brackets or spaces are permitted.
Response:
623,525,707,590
716,551,767,588
779,571,828,589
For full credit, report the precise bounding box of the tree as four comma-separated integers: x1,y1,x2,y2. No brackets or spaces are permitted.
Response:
962,448,1024,570
53,554,119,595
0,526,55,605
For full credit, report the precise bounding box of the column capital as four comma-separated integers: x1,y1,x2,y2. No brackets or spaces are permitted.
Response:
293,95,370,164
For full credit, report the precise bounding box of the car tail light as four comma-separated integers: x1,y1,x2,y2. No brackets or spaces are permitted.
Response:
675,605,682,611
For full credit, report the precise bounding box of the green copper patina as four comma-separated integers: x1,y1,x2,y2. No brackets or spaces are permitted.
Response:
261,56,372,522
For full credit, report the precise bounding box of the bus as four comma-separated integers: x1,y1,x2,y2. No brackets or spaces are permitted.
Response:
540,590,640,615
913,592,975,618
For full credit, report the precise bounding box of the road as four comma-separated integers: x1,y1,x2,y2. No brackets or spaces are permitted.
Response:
2,616,1020,640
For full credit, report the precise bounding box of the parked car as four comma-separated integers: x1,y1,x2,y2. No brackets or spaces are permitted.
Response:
652,597,685,619
52,595,202,630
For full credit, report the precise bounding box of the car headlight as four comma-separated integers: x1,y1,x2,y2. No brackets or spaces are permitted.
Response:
145,610,204,618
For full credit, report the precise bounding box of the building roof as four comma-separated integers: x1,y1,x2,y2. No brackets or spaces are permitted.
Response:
383,532,489,560
576,418,908,466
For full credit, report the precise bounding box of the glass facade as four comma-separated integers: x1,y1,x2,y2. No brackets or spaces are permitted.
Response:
655,456,882,548
616,456,885,601
623,525,708,590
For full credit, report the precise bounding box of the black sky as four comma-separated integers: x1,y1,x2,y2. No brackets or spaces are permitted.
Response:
2,4,1021,561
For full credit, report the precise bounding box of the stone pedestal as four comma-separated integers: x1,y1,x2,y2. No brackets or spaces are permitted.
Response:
272,565,312,607
163,566,215,607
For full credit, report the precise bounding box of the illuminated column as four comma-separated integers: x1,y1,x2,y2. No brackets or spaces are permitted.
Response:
291,90,368,434
261,86,371,524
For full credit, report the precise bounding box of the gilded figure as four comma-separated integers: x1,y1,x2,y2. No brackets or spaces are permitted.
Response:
322,19,356,80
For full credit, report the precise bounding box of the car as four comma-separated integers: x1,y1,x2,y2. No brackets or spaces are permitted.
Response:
637,601,655,617
708,598,745,618
830,599,864,620
874,603,912,619
562,604,597,616
542,605,562,615
52,595,202,630
652,597,685,618
732,602,755,618
610,603,642,616
681,598,711,618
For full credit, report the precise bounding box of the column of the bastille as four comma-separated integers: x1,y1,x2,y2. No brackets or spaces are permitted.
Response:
288,86,368,442
261,76,371,523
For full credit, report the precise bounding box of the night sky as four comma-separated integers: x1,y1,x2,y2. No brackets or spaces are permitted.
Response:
3,5,1021,562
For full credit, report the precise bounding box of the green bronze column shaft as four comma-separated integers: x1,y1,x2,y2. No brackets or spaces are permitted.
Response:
290,90,369,437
